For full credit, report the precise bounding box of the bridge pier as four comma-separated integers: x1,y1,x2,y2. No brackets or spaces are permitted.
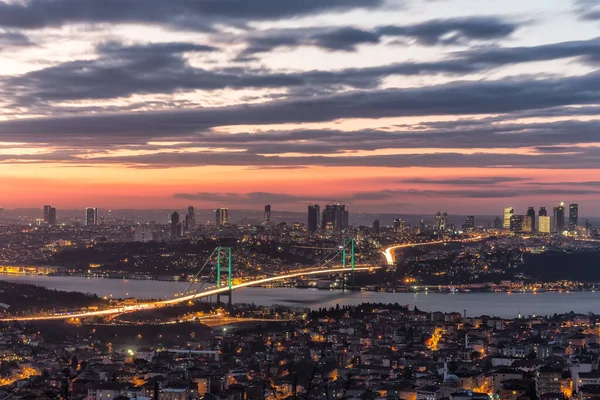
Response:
216,247,234,309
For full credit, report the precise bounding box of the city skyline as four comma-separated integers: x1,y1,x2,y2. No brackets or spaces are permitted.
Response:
1,0,600,212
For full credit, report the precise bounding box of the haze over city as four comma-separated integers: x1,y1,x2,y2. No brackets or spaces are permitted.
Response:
0,0,600,213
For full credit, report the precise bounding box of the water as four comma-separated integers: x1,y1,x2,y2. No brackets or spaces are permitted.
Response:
2,275,600,318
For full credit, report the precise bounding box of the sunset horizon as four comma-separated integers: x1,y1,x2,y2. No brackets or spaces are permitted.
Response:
2,0,600,214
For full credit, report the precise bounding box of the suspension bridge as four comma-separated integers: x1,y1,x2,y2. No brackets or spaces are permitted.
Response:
1,238,373,322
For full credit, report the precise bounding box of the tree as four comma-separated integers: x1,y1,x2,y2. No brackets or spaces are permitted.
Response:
469,351,482,362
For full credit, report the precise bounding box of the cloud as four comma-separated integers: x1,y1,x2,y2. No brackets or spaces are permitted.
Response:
237,16,520,56
455,36,600,66
376,16,519,45
0,0,385,31
312,27,381,51
173,187,600,206
0,30,35,48
7,35,600,107
2,41,481,105
576,0,600,20
401,177,529,185
173,191,330,203
2,71,600,139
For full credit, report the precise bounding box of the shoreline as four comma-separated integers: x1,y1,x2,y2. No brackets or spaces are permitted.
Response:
1,272,598,295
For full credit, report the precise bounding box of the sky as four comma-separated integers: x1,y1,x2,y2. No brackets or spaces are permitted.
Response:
1,0,600,215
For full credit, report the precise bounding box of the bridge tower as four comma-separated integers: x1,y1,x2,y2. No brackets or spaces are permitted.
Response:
215,247,233,307
341,237,356,289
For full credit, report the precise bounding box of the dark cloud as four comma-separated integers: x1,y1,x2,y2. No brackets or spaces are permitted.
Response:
2,71,600,139
8,145,598,170
2,41,482,105
311,27,381,51
376,17,519,45
237,16,519,56
0,0,385,31
401,177,529,185
577,0,600,20
173,186,600,206
7,35,600,106
0,30,35,48
455,36,600,66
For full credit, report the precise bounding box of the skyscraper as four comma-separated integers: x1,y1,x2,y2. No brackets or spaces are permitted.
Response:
185,206,195,231
539,207,548,217
553,203,566,234
510,215,524,232
264,204,272,225
321,204,349,231
553,202,565,235
43,205,52,224
171,212,180,239
569,203,579,232
216,208,228,226
585,218,592,237
464,216,475,232
393,218,405,233
434,212,442,230
85,207,98,226
527,207,536,232
48,207,56,226
43,205,57,225
493,217,503,229
372,219,380,234
441,212,448,230
503,207,514,229
523,216,533,233
307,204,320,232
538,215,551,233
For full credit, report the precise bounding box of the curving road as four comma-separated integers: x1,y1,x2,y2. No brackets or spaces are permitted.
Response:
1,267,378,322
382,235,487,264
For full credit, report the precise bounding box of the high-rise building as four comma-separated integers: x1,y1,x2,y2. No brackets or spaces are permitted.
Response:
523,216,533,233
510,215,524,232
48,207,56,226
185,206,195,231
393,219,405,233
463,216,475,232
493,217,503,229
441,212,448,230
264,204,272,225
539,207,548,217
171,212,180,239
538,215,551,233
585,218,592,237
434,212,442,230
43,205,52,224
527,207,536,232
503,207,514,229
372,219,380,234
307,204,320,232
43,205,57,225
216,208,228,227
85,207,98,226
569,203,579,232
553,202,565,235
418,219,426,233
321,204,349,231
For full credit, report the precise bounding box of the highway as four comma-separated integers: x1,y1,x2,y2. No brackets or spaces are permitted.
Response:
0,266,377,322
382,235,487,264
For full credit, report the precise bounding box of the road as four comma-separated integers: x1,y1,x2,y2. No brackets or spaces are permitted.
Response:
382,235,488,264
0,266,377,322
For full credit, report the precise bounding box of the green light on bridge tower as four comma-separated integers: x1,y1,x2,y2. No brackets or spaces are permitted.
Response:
216,247,233,306
342,237,356,288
